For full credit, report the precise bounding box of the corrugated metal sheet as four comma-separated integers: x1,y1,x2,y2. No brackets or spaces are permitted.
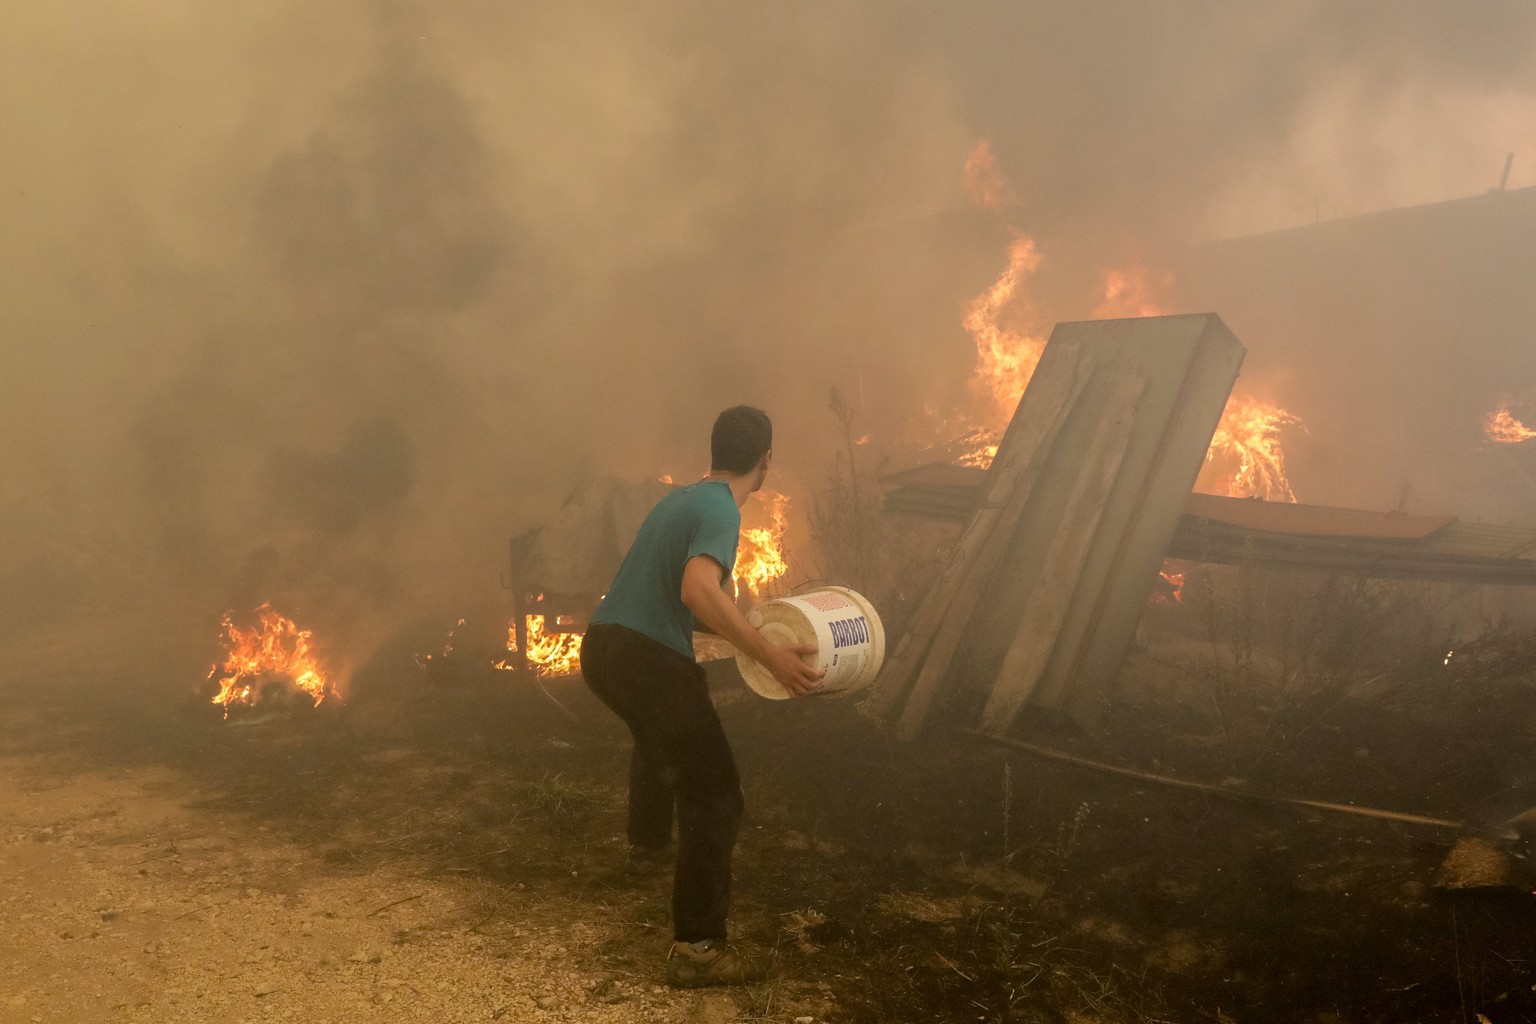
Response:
1182,492,1453,539
883,471,1536,585
880,462,983,521
1169,516,1536,586
881,462,990,490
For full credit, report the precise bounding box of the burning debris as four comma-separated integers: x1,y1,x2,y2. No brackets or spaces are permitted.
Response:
501,612,584,678
1486,404,1536,444
1203,394,1301,502
941,141,1305,505
496,489,791,676
414,609,586,679
734,489,791,599
963,232,1047,428
1154,568,1186,605
880,313,1247,738
208,603,336,718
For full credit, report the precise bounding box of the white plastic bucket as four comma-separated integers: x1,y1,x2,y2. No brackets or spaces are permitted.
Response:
736,586,885,700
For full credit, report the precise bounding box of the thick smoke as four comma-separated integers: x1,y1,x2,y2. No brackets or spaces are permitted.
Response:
3,1,1535,669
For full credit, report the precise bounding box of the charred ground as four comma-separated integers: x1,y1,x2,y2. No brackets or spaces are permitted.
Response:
6,573,1536,1023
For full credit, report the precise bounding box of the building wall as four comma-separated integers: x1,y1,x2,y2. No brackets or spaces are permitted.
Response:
1179,186,1536,524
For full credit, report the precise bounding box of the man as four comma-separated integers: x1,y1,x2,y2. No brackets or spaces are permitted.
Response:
582,405,824,988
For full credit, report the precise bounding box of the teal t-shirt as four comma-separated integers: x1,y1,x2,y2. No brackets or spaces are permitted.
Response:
590,480,739,659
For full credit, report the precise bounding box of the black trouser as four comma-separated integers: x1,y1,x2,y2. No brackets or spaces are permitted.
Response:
581,623,744,943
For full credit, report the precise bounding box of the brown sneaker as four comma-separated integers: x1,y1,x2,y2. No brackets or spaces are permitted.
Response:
665,939,769,988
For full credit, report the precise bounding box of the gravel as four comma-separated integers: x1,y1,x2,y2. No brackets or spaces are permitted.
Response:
0,759,705,1023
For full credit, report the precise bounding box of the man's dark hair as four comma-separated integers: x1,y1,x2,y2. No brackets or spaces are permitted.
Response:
711,406,773,475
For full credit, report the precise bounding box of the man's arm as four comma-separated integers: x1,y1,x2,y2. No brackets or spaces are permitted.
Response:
680,555,824,697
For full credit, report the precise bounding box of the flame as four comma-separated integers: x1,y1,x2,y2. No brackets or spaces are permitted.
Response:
954,291,1303,500
958,438,1000,468
955,393,1302,505
494,613,583,677
953,243,1302,502
522,615,583,677
940,423,1001,469
1093,265,1173,319
964,233,1047,425
962,140,1016,211
947,144,1046,453
208,603,335,717
1153,566,1185,605
484,491,792,677
1486,405,1536,444
946,144,1303,501
493,620,518,667
1202,394,1300,502
735,489,790,599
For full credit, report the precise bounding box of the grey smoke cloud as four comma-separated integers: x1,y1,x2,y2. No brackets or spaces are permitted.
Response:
3,0,1534,660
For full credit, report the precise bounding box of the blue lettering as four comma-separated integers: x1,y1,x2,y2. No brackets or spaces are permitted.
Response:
828,616,870,650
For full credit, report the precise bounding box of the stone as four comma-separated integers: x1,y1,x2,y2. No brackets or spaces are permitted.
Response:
253,981,279,997
698,993,738,1024
589,977,627,1004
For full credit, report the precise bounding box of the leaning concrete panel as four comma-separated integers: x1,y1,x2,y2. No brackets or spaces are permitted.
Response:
979,371,1144,735
1027,313,1245,727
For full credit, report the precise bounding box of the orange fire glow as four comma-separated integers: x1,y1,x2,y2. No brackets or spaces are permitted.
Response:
952,182,1301,502
208,603,335,717
1154,567,1185,605
962,140,1016,211
494,612,584,677
964,233,1047,425
954,249,1302,501
957,433,1001,468
1204,394,1300,502
1486,405,1536,444
735,490,790,599
484,489,791,679
1093,265,1174,320
521,614,583,677
946,142,1304,502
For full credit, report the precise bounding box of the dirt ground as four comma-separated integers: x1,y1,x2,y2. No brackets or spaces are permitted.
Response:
7,585,1536,1024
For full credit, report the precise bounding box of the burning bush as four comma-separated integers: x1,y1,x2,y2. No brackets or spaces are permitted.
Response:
208,602,337,717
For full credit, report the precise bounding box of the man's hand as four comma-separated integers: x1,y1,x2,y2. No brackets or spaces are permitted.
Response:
761,643,824,697
680,556,826,699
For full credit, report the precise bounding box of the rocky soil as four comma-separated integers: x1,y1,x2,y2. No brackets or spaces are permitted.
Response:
0,756,723,1024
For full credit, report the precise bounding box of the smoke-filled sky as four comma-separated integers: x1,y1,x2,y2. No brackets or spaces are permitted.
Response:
4,1,1536,655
